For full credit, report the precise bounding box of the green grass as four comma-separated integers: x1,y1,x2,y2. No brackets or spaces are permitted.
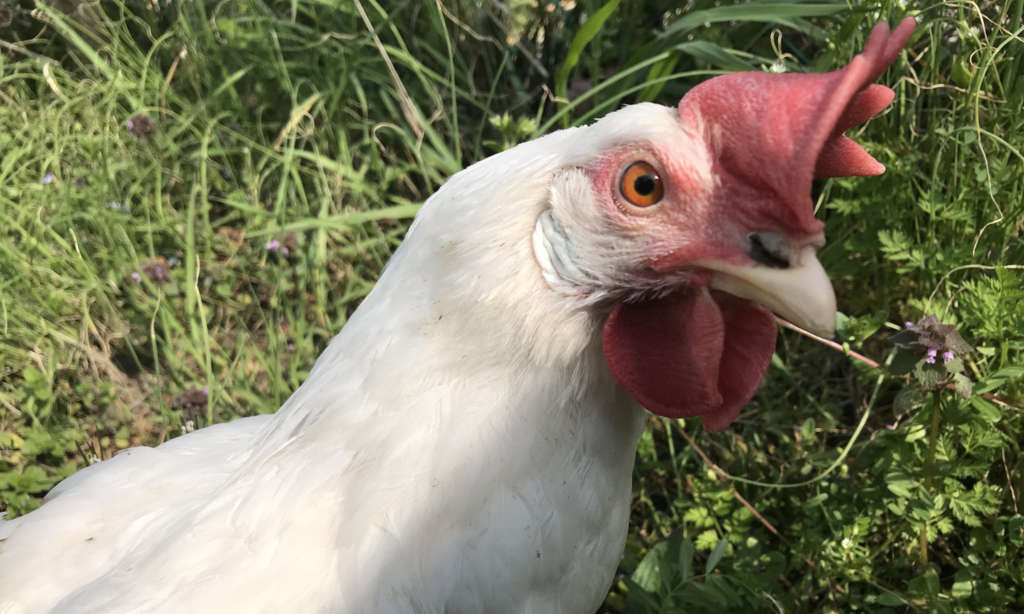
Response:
1,0,1022,611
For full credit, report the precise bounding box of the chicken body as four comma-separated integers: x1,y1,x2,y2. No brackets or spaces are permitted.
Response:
1,122,652,613
0,17,916,613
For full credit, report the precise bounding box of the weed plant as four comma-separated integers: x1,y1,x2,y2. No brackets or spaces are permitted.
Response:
0,1,1021,611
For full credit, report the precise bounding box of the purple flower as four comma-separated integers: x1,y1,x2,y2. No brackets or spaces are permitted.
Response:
42,173,55,184
141,258,171,283
171,386,209,419
125,114,155,139
131,271,142,282
925,348,937,364
905,321,915,328
942,351,954,363
265,239,290,256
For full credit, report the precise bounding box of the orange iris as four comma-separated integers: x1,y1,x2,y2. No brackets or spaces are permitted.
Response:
619,161,664,207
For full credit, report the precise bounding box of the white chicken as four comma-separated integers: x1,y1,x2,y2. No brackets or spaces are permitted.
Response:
0,18,915,614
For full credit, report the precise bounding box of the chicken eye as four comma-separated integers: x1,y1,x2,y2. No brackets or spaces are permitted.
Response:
620,161,664,207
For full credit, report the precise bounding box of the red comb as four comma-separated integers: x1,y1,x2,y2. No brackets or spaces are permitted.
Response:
677,17,916,231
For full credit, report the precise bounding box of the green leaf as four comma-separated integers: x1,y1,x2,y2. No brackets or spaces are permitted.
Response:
8,465,55,494
952,372,973,399
878,229,913,262
20,427,57,457
661,531,681,591
969,396,1001,423
802,493,829,508
637,54,679,102
621,576,660,612
894,388,923,414
1008,515,1024,547
673,41,753,71
936,516,954,534
660,3,846,40
876,591,906,606
835,311,852,337
976,366,1024,394
684,575,743,608
914,361,945,390
889,348,920,376
0,431,25,449
908,567,941,598
679,537,694,581
886,471,918,498
704,537,728,575
951,569,975,599
553,0,621,112
683,506,709,525
905,423,927,443
942,355,965,375
800,418,816,444
949,483,1002,527
952,55,973,88
631,539,668,592
695,529,719,551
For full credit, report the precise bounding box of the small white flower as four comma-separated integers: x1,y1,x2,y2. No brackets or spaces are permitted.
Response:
841,537,853,550
769,60,787,74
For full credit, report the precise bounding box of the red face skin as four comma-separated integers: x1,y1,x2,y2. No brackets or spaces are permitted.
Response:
596,143,784,432
598,17,917,431
591,144,826,272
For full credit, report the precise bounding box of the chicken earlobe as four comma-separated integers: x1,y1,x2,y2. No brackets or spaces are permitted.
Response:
532,209,598,295
601,288,776,431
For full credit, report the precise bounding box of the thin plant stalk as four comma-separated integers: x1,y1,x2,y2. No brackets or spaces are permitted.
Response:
920,390,943,565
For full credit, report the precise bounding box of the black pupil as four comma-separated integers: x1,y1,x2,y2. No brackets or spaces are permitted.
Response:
633,175,656,196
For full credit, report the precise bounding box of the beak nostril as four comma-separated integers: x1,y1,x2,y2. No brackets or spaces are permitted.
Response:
748,232,790,269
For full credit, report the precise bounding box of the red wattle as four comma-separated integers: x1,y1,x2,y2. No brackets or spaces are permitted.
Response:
702,293,777,431
602,289,777,431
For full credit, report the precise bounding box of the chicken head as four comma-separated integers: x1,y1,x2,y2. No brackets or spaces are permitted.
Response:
535,18,916,432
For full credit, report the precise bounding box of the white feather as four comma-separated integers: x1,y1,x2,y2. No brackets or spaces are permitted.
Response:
0,103,696,613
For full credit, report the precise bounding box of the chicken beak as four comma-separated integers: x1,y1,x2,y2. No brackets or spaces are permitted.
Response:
703,246,837,338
